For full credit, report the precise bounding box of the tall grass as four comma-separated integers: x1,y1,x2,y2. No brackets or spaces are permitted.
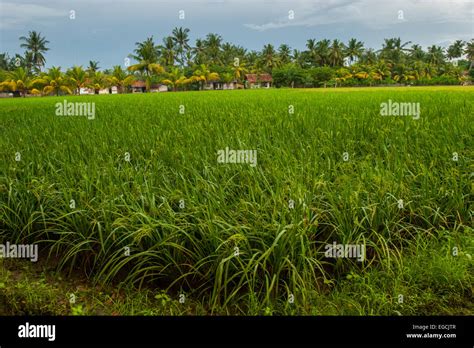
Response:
0,87,472,313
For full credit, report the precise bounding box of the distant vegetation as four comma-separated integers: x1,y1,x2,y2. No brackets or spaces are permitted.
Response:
1,29,473,96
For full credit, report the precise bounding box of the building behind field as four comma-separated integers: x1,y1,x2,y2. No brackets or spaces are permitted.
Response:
244,74,273,88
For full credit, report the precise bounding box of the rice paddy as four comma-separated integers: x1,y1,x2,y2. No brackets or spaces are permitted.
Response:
0,86,472,314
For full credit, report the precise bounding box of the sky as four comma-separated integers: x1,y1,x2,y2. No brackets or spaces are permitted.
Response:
0,0,472,69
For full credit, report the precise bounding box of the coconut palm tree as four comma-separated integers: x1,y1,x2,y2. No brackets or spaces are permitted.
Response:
441,64,463,80
245,50,260,68
370,60,391,81
427,45,445,65
447,40,464,60
203,33,222,64
0,67,39,96
334,67,352,87
35,67,72,96
192,38,207,65
192,64,219,90
409,44,425,61
108,65,135,93
87,61,100,75
66,65,87,95
463,39,474,70
393,38,411,58
352,64,370,80
159,36,176,67
306,39,318,66
260,44,280,72
392,64,415,83
88,71,108,94
411,60,426,80
345,38,364,64
128,37,165,91
171,27,191,67
161,67,191,91
329,39,346,67
220,42,236,66
315,39,331,66
0,53,9,70
359,48,377,65
380,37,411,63
220,72,234,85
19,31,49,72
231,61,248,82
277,44,292,65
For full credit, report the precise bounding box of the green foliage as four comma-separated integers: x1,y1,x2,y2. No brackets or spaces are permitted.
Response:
311,67,335,87
0,87,472,313
272,63,308,87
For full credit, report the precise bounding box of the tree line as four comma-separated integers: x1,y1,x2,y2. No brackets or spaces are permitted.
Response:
1,28,473,96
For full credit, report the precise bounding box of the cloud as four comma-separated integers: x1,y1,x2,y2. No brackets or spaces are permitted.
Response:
0,2,65,29
243,0,473,32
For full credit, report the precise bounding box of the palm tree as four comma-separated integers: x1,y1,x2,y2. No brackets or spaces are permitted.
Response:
359,48,377,65
23,51,35,73
35,67,72,96
441,64,463,80
128,37,165,91
464,40,474,70
19,31,49,72
409,44,425,61
345,38,364,64
315,39,331,66
380,37,411,64
203,33,222,64
0,67,39,96
0,53,9,70
427,45,445,65
161,67,190,91
334,67,352,87
88,71,108,94
306,39,318,66
245,50,260,68
87,61,100,75
231,60,248,82
352,64,370,81
159,36,176,67
424,63,438,79
192,38,207,65
108,65,135,93
392,64,415,83
291,49,302,67
66,65,87,95
220,42,235,66
329,39,346,67
447,40,464,60
370,60,391,81
172,27,191,67
220,72,234,85
192,64,219,90
260,44,280,72
411,60,426,80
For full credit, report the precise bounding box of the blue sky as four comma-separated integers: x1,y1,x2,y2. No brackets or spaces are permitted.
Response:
0,0,472,69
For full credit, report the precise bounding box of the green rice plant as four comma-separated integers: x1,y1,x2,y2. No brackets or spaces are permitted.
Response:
0,86,472,313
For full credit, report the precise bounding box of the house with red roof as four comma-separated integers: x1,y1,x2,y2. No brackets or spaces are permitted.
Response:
244,74,273,89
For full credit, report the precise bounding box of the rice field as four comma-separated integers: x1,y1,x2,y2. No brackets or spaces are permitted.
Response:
0,86,472,314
